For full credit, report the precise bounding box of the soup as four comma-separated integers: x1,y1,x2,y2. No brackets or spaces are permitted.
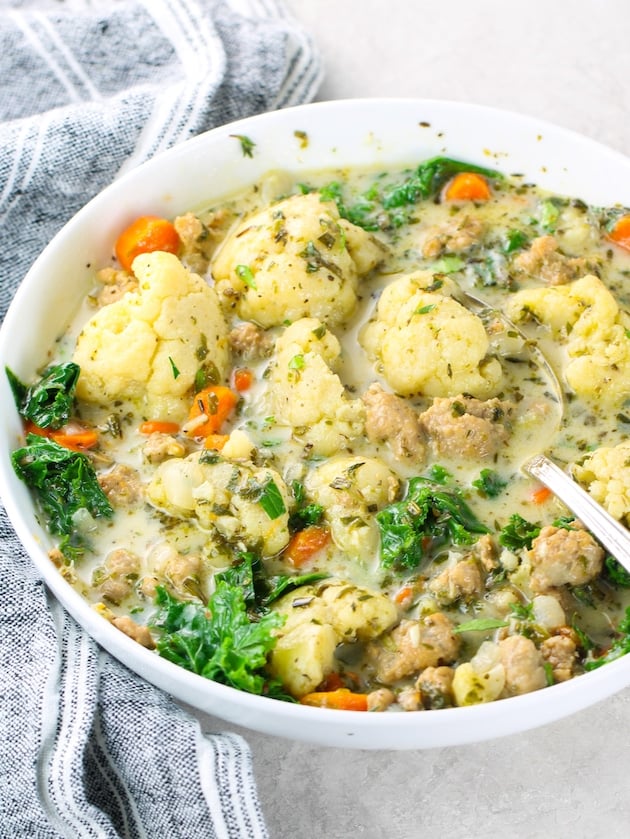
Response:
11,156,630,711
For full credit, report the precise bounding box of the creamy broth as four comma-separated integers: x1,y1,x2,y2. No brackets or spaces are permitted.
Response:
12,158,630,711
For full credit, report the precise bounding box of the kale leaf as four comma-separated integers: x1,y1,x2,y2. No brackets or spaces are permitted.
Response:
11,434,113,559
499,514,541,551
376,474,489,570
6,362,80,430
217,551,327,612
152,583,291,698
472,468,507,499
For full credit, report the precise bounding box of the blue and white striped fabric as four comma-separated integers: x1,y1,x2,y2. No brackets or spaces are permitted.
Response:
0,1,322,836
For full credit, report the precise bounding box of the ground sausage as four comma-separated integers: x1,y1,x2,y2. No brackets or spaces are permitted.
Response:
98,548,140,605
416,665,455,709
397,686,423,711
154,545,203,599
528,525,604,593
98,464,143,506
498,634,547,696
174,209,233,274
111,615,155,649
367,613,460,684
143,432,187,464
228,321,274,359
513,235,595,286
366,688,395,712
362,383,426,463
540,634,577,682
419,395,512,460
474,534,498,572
421,215,485,258
95,267,138,306
428,558,484,605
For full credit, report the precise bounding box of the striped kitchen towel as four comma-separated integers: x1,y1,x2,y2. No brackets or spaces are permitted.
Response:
0,1,322,837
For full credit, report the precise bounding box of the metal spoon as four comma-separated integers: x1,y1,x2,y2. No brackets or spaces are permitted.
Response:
524,453,630,573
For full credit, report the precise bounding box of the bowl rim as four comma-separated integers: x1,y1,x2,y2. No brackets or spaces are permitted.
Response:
2,96,630,749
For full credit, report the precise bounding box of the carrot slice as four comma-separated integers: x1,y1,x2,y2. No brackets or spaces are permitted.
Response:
233,367,254,392
285,526,330,568
139,420,180,435
444,171,492,202
50,429,99,451
25,420,99,451
203,433,229,451
606,214,630,252
394,585,414,607
185,385,238,437
300,688,369,711
115,215,180,272
532,485,553,505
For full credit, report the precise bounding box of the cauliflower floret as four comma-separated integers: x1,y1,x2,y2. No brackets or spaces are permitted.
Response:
74,252,229,421
305,455,400,559
146,445,291,557
360,271,502,398
504,274,630,404
573,440,630,523
268,580,399,697
452,640,505,706
212,193,385,328
269,318,365,456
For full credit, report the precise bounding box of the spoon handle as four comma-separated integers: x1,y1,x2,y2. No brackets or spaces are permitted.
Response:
524,453,630,573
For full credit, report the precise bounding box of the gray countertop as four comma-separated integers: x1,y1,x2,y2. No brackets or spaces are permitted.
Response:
191,2,630,837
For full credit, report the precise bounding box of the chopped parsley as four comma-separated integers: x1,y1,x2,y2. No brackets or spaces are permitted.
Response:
235,264,257,289
230,134,256,158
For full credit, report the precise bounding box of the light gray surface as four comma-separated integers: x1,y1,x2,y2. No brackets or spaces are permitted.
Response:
190,2,630,837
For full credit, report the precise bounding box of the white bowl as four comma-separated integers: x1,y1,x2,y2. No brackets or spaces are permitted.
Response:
2,98,630,750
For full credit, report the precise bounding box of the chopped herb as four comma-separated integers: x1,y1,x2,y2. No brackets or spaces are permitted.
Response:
311,324,327,339
503,229,528,253
11,434,113,559
298,240,341,276
235,264,257,289
294,130,308,149
7,362,80,430
499,514,541,551
258,478,287,520
428,255,465,274
453,617,509,633
472,469,507,499
538,198,562,233
288,354,305,371
230,134,256,158
415,304,436,315
168,357,180,379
